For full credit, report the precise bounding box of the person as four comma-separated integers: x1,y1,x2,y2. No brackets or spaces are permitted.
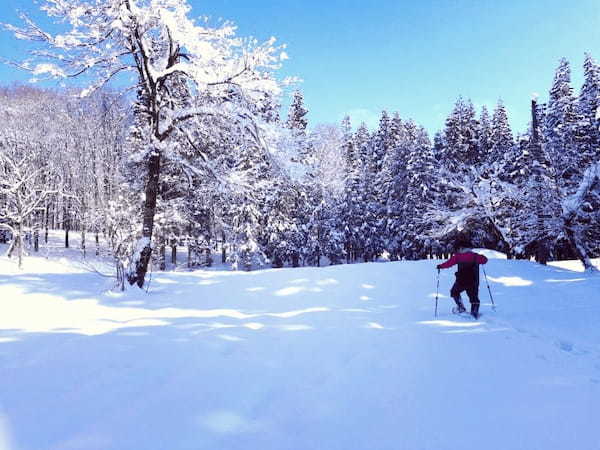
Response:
437,239,488,319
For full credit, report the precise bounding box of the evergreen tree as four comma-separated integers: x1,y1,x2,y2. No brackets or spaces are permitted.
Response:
521,98,562,263
544,58,579,189
442,97,480,169
489,100,514,165
478,105,492,163
286,91,309,132
577,53,600,165
399,124,437,259
383,114,409,259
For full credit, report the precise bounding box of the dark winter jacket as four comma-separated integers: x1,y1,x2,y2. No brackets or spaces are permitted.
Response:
437,251,488,286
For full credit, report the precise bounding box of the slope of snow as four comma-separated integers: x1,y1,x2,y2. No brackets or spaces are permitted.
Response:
0,245,599,450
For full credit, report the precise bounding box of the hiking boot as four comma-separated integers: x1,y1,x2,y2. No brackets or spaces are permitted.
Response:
453,297,466,314
471,303,480,319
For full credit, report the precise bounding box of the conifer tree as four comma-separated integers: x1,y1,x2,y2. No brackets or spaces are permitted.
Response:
489,100,514,165
577,53,600,165
478,105,493,163
286,91,309,132
442,97,480,169
399,124,436,259
544,58,579,189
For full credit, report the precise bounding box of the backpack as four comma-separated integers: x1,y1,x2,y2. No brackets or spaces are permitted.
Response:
454,253,480,286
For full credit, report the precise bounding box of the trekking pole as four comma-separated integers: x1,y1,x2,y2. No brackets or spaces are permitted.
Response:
435,268,440,318
483,267,496,311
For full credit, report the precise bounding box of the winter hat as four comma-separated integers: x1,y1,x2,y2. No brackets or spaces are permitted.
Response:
454,238,472,251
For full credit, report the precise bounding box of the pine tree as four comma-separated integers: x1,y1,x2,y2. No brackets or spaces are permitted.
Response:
286,91,309,132
577,53,600,165
399,124,436,259
489,100,514,165
544,58,579,189
383,114,409,259
442,97,481,169
521,98,562,263
478,105,492,163
353,123,373,260
372,111,395,255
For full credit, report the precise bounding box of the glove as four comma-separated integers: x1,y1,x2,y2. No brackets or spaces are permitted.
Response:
436,265,441,270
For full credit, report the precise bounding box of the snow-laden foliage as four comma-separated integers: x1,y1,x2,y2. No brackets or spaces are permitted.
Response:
4,0,296,287
1,0,599,276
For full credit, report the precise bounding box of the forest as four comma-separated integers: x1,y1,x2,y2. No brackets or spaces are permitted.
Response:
1,1,599,290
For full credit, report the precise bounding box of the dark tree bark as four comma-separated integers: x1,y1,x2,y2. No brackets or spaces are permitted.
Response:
44,203,49,244
64,199,70,249
221,231,226,263
128,151,161,288
158,241,165,271
205,248,212,267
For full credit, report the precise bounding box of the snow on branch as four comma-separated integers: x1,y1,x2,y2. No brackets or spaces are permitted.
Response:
2,0,287,104
562,162,600,220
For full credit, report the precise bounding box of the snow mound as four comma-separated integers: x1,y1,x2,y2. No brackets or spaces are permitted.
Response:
0,254,599,450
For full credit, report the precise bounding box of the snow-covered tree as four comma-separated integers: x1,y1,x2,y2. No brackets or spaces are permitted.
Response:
5,0,289,287
478,105,492,163
544,58,579,188
441,97,480,169
489,100,514,165
286,90,309,132
0,87,64,267
577,53,600,166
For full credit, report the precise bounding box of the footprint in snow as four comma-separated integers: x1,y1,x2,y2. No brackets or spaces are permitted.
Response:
556,340,574,353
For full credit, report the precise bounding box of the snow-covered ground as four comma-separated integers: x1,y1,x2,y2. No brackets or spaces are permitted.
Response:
1,237,599,450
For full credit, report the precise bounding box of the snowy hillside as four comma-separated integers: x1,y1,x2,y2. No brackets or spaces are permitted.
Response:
0,249,599,450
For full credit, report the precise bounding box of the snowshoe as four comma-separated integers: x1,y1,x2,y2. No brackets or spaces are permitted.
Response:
451,306,467,315
452,307,482,320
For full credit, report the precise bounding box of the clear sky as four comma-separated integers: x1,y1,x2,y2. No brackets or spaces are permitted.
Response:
1,0,599,135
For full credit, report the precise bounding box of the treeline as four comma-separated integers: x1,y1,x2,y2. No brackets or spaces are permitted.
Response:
1,55,599,276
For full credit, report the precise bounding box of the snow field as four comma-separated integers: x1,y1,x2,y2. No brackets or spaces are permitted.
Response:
0,246,599,449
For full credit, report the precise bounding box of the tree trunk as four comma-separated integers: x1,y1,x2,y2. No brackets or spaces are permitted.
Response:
221,231,226,263
81,225,86,258
171,243,177,266
17,224,23,269
44,203,49,244
7,223,24,269
564,223,597,272
272,253,283,268
64,199,70,249
535,240,549,265
128,151,161,288
159,243,166,271
205,248,212,267
116,258,125,292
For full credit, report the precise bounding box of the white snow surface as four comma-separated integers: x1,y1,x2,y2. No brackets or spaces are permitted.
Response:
1,244,600,449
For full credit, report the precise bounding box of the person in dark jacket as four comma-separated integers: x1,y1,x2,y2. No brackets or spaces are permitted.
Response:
437,239,488,319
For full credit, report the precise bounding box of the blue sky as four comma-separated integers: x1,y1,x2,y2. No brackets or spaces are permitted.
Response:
1,0,599,135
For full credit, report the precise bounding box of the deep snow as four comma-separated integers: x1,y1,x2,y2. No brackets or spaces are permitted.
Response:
0,238,599,450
